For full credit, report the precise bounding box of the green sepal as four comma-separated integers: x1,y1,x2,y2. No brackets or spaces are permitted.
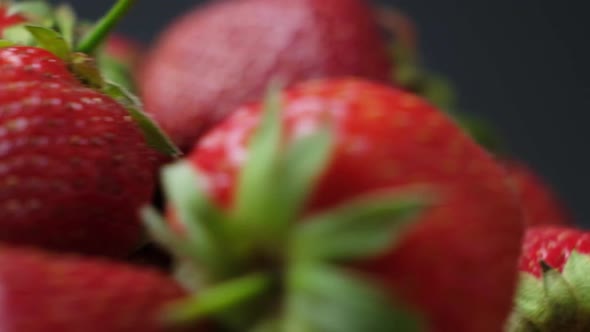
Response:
291,186,432,262
103,82,181,157
3,24,34,45
98,54,136,92
562,251,590,327
233,83,283,230
0,40,15,48
541,262,579,329
24,25,71,60
140,206,200,260
285,263,423,332
507,252,590,332
53,4,76,47
70,52,105,88
160,162,231,276
162,273,272,326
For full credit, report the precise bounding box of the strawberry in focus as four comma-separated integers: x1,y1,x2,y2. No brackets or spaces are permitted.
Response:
0,246,192,332
504,161,572,226
140,0,392,151
0,0,178,257
155,79,525,331
507,226,590,331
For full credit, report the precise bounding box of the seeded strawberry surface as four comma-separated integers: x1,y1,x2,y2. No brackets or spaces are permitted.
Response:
519,226,590,278
0,47,158,256
141,0,391,151
0,246,190,332
187,79,525,332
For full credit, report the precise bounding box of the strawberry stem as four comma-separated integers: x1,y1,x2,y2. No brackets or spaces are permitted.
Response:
76,0,136,54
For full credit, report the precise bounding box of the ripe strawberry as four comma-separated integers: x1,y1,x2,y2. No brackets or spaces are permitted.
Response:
140,0,391,151
507,226,590,331
0,0,178,256
504,161,572,227
147,79,525,331
0,245,193,332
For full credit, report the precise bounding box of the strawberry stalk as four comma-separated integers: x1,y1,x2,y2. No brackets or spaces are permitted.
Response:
77,0,136,54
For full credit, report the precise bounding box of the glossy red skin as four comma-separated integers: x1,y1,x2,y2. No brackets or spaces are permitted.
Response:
187,79,525,332
519,227,590,278
141,0,391,151
0,246,192,332
505,161,572,226
0,47,158,257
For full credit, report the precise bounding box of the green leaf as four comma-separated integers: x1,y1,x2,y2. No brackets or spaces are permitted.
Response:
0,40,15,48
161,162,231,275
3,24,34,45
25,25,71,60
99,54,136,92
562,251,590,326
541,262,579,329
291,186,433,261
140,206,200,259
7,1,52,19
509,273,548,331
103,82,181,157
162,273,272,326
276,124,334,227
232,83,283,235
286,264,423,332
54,4,77,47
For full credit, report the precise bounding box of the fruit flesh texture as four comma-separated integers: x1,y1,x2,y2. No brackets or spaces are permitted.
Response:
0,47,158,256
141,0,392,151
519,226,590,278
0,246,190,332
188,79,525,332
505,161,572,227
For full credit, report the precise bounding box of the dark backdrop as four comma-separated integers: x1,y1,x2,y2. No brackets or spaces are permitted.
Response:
58,0,590,226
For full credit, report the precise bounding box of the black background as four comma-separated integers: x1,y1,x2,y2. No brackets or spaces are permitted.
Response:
57,0,590,226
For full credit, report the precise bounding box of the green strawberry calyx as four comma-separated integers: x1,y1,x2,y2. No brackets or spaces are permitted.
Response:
507,251,590,332
0,0,180,157
143,84,436,331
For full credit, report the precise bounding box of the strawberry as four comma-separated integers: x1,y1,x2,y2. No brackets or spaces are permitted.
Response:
505,161,572,226
0,0,178,256
0,245,194,332
507,226,590,331
140,0,392,151
145,79,525,332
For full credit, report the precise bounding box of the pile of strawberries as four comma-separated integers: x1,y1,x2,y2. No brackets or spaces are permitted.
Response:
0,1,586,331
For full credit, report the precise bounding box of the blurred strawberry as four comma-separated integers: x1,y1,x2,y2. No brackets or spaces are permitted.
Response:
140,0,392,151
145,79,525,332
0,245,193,332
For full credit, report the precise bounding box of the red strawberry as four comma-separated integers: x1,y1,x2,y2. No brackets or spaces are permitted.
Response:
0,0,178,256
504,161,572,226
149,79,525,331
140,0,391,151
507,226,590,331
0,245,194,332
